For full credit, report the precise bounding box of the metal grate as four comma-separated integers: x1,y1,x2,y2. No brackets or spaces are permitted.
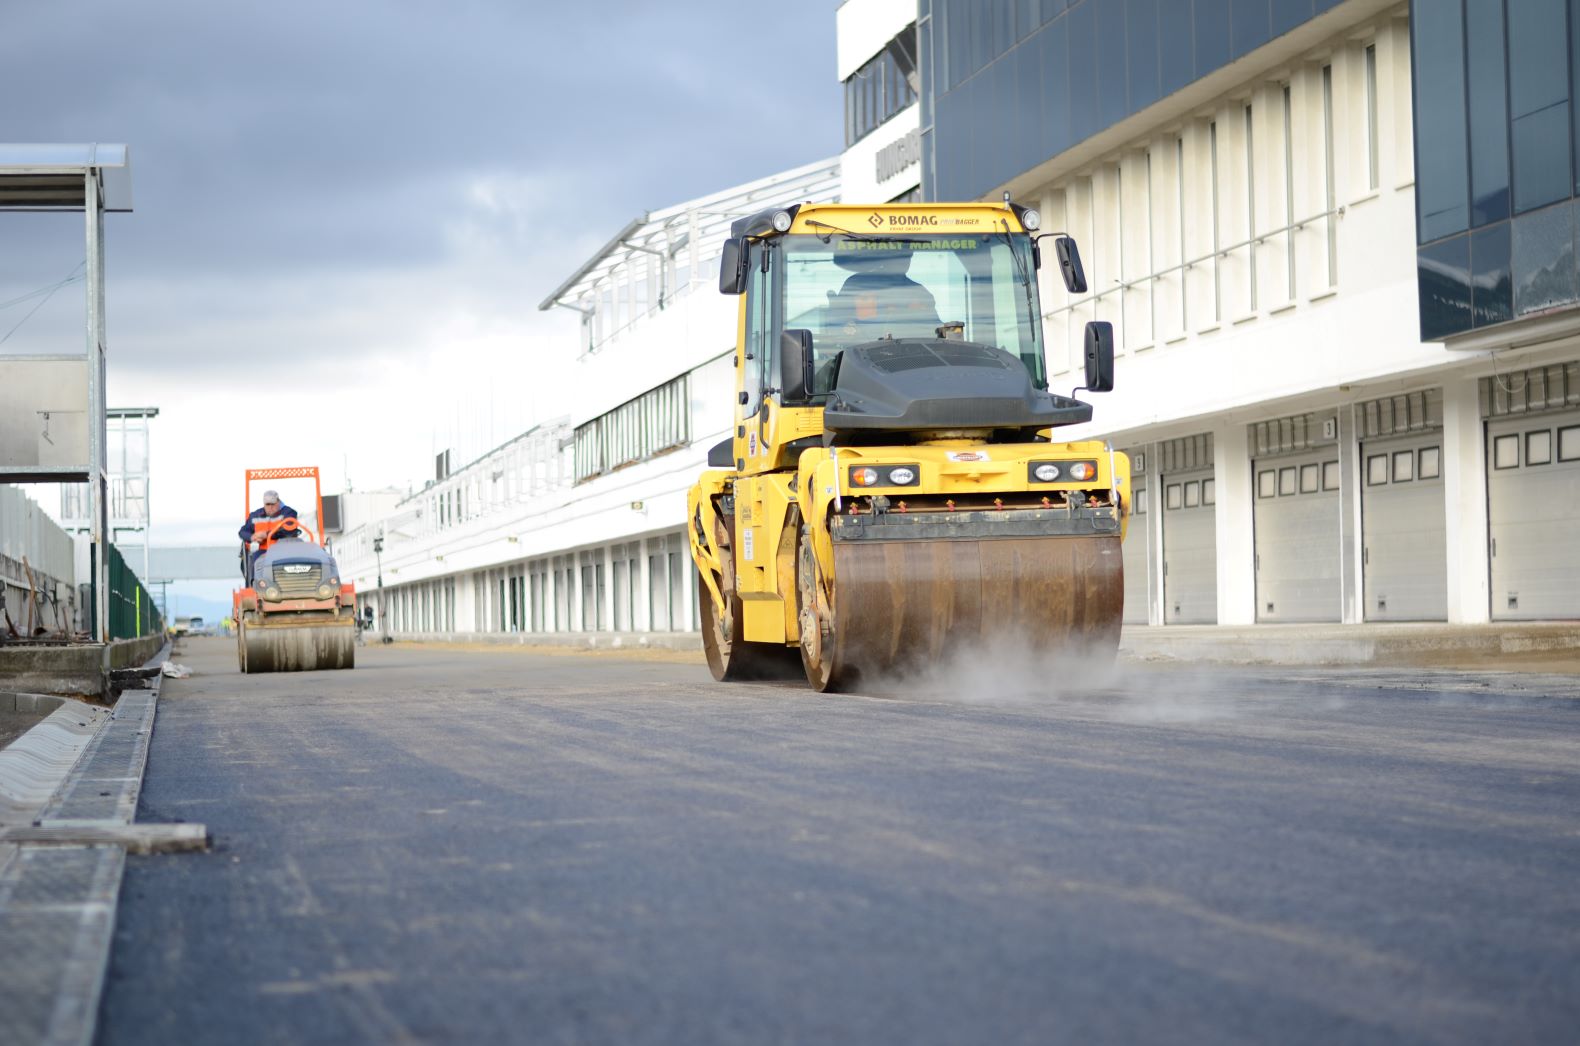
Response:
1479,362,1580,418
1356,388,1442,438
271,563,322,597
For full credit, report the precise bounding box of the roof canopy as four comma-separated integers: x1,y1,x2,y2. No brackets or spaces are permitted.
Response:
0,143,132,211
538,157,839,312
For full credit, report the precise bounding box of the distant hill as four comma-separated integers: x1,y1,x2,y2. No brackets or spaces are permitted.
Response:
164,594,234,625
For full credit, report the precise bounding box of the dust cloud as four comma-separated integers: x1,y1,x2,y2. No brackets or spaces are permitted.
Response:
869,635,1301,723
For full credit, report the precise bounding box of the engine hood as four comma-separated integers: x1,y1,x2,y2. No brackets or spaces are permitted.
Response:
256,538,338,581
821,339,1091,436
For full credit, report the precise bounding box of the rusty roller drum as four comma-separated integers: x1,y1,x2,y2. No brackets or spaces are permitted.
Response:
239,616,355,673
798,531,1123,692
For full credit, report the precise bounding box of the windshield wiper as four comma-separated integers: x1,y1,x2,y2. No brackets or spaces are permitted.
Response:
804,219,938,246
997,218,1041,369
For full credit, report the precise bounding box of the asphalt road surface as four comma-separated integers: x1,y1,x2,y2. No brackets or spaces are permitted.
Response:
98,637,1580,1045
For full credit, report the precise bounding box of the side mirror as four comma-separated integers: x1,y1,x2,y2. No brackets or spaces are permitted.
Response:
719,237,748,295
780,328,813,403
1083,321,1115,393
1054,235,1088,294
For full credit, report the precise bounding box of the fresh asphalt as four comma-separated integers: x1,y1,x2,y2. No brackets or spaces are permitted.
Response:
98,637,1580,1045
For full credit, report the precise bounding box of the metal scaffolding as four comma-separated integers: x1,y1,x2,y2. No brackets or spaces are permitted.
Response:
0,144,134,642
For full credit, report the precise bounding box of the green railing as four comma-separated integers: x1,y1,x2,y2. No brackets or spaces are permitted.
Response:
107,542,163,640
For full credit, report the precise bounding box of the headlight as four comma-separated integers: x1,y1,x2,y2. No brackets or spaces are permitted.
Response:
1033,463,1061,482
1020,207,1041,231
328,577,338,586
1069,462,1096,481
264,586,280,600
771,210,793,233
851,467,879,487
317,584,333,598
887,466,917,485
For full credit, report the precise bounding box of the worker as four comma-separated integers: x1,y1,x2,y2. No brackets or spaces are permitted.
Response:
239,489,298,582
832,248,942,339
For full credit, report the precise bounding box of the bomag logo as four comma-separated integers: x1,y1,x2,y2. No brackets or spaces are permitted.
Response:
885,214,938,227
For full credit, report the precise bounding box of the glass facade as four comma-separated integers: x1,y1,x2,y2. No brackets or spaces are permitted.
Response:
845,27,919,147
1413,0,1580,339
919,0,1343,201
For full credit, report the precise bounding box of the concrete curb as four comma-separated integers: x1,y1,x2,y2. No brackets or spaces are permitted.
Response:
0,632,167,703
0,639,197,1046
1120,622,1580,666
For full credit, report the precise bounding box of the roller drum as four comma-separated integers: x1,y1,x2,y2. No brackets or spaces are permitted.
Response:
800,533,1123,692
238,616,356,673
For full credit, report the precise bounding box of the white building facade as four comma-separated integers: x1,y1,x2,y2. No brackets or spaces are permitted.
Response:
839,0,922,204
914,0,1580,627
335,160,841,640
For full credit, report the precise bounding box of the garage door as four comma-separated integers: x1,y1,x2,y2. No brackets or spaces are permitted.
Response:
1161,470,1217,623
1361,435,1446,620
1122,478,1150,625
1487,412,1580,619
1254,451,1341,622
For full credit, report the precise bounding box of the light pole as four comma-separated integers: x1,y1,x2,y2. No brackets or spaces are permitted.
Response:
372,535,390,644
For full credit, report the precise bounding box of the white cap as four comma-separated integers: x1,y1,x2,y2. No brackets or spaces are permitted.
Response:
262,489,280,503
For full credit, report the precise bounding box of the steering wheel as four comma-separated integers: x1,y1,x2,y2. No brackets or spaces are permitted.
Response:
257,516,315,547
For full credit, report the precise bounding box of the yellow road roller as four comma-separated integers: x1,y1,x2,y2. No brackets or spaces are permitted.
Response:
686,201,1129,691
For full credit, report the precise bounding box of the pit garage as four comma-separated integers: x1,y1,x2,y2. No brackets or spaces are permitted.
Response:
1358,391,1447,621
1156,435,1216,624
1121,450,1150,625
1251,413,1341,623
1482,365,1580,620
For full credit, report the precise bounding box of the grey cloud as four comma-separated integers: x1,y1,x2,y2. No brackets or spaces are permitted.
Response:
0,1,839,391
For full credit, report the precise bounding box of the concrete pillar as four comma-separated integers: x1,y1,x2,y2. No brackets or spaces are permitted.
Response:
544,563,558,633
602,544,615,631
1213,423,1257,625
637,537,653,632
1143,444,1164,626
1443,376,1491,623
455,572,476,634
676,533,695,631
564,556,578,632
1337,405,1363,624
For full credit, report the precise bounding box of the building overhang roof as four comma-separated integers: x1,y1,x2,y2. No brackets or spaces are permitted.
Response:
537,156,840,313
0,143,132,211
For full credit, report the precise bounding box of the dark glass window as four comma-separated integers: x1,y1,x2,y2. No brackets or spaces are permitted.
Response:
1512,104,1573,213
1159,1,1195,95
1231,0,1272,57
1041,14,1071,156
1127,0,1161,113
1418,234,1473,339
1096,0,1128,128
1041,0,1068,23
1014,41,1044,175
1573,0,1580,194
1068,0,1099,143
1466,0,1510,226
1273,0,1314,37
991,0,1015,59
1508,0,1572,211
1470,221,1514,326
1413,0,1471,242
1017,0,1039,40
844,28,919,146
1194,0,1232,75
1512,201,1578,314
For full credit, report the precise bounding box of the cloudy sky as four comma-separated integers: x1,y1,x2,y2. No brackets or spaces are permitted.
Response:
1,1,840,578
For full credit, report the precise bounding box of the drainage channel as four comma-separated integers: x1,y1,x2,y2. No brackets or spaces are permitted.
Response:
0,653,206,1046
